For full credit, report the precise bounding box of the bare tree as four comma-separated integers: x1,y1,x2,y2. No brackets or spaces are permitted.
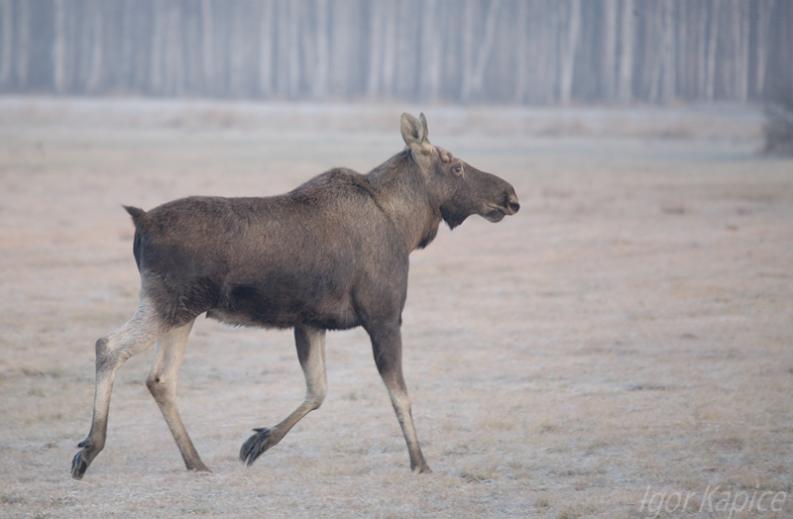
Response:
601,0,616,100
312,0,328,98
0,0,11,87
419,0,440,102
753,0,772,98
15,0,29,87
661,0,676,102
617,0,633,102
53,0,66,93
559,0,581,104
461,0,501,102
705,0,720,101
736,0,750,102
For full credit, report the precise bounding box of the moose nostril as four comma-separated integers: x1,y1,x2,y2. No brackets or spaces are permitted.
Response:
501,191,520,214
503,192,520,213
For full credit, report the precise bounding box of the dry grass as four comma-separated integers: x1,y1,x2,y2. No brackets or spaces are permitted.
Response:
0,99,791,518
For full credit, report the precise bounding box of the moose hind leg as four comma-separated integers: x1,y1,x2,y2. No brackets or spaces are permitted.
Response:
368,321,430,473
71,299,161,480
240,325,327,466
146,319,209,472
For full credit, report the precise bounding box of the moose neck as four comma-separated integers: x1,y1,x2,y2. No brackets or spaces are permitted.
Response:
367,150,442,252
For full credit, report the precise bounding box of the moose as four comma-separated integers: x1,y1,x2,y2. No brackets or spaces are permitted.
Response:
71,113,519,479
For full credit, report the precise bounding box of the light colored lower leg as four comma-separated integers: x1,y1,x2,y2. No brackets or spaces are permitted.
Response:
240,326,329,465
86,300,161,449
367,323,430,473
146,320,208,471
271,326,327,441
383,379,430,472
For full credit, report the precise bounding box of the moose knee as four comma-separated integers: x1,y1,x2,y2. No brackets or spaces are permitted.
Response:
306,385,327,410
95,337,115,371
146,374,170,400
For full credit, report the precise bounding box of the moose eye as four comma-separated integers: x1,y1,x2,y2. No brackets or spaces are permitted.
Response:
451,164,464,175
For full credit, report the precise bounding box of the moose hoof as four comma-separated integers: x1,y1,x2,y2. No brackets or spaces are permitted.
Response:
187,461,212,473
71,449,91,480
239,427,277,466
413,463,432,474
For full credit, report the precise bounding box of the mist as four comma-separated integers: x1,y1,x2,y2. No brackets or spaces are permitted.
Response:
1,0,791,104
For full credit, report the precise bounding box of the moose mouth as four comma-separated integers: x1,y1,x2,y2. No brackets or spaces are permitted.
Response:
484,207,507,222
483,199,520,222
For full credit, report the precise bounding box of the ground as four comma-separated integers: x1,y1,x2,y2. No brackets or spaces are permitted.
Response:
0,99,791,518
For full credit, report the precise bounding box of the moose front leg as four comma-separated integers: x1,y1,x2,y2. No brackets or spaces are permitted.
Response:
366,321,431,473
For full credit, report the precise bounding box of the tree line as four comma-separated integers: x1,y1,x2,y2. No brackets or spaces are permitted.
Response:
0,0,790,104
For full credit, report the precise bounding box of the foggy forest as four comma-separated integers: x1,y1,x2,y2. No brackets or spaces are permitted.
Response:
1,0,791,105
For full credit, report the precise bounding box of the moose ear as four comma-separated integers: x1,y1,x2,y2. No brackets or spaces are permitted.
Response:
419,113,429,142
400,113,425,146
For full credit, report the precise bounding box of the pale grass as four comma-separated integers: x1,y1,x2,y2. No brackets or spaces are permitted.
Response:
0,99,791,518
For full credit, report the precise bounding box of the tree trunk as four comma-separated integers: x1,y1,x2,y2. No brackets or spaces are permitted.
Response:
601,0,616,100
52,0,66,93
462,0,501,102
659,0,675,103
380,0,396,100
419,0,440,102
287,0,300,98
16,0,30,88
705,0,720,101
617,0,633,103
86,0,103,92
753,0,772,98
312,0,328,98
513,0,529,104
737,0,749,101
366,1,382,98
0,0,12,87
559,0,580,104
